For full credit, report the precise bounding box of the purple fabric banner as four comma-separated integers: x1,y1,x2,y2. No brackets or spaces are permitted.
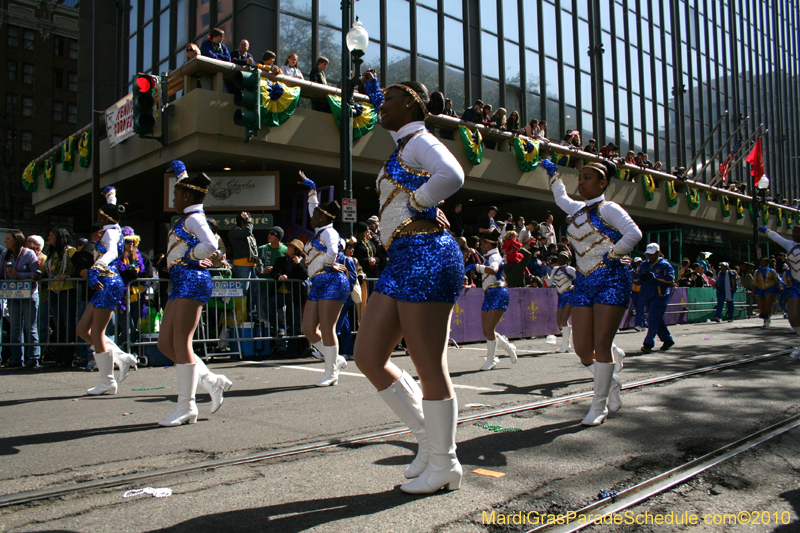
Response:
619,287,688,329
450,288,560,343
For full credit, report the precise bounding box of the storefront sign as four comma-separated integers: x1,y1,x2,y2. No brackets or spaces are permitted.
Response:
0,280,34,299
680,225,729,246
165,172,279,212
170,214,273,230
105,93,135,148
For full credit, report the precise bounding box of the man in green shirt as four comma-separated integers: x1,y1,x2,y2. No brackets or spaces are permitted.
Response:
257,227,287,336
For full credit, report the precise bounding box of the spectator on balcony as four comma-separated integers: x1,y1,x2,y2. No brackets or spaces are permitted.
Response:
599,142,616,159
258,50,281,74
281,53,304,79
584,138,598,154
185,43,201,62
308,56,330,112
507,110,521,135
200,28,231,62
481,104,495,127
462,100,484,124
2,230,40,368
485,107,507,150
438,98,459,140
636,152,654,169
524,118,541,138
231,39,255,67
539,120,549,140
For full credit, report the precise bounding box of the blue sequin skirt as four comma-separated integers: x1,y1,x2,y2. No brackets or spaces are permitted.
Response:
374,231,464,304
557,289,575,308
481,286,510,312
169,265,213,303
308,271,350,303
90,275,125,310
754,286,779,297
571,265,631,308
788,284,800,299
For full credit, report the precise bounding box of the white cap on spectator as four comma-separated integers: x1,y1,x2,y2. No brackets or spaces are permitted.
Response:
645,242,660,254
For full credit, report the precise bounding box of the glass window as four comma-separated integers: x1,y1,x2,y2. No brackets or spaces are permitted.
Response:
616,38,626,89
319,26,342,85
526,93,541,123
21,131,32,151
218,0,233,20
480,1,497,33
4,130,14,151
505,41,520,86
54,35,64,56
67,103,77,123
319,1,341,28
7,25,19,47
54,68,64,89
482,78,500,109
619,90,628,125
542,2,557,58
578,20,590,69
417,6,438,60
7,60,16,81
599,0,611,31
22,63,33,84
582,111,593,137
563,64,576,106
654,58,663,102
196,0,210,35
128,36,137,81
386,0,410,49
629,50,639,94
646,133,655,154
503,0,519,42
356,1,380,40
444,66,465,111
505,86,521,118
640,19,650,53
642,52,652,99
443,0,462,19
68,71,78,92
158,60,168,77
362,40,381,75
5,93,16,115
628,11,638,47
602,31,613,82
159,10,170,62
142,22,153,73
216,17,233,49
604,81,615,120
53,101,63,121
523,1,538,51
544,57,559,99
565,105,577,132
526,49,540,94
175,0,188,51
561,11,574,66
129,0,139,36
22,96,33,117
23,29,34,49
444,17,464,68
387,47,410,84
69,39,79,59
581,71,592,111
279,15,312,75
283,0,311,17
577,2,589,20
481,32,499,79
418,56,439,93
143,0,153,23
544,99,559,139
631,93,641,129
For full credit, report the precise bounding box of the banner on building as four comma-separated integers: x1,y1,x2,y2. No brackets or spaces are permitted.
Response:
165,171,279,212
105,93,135,148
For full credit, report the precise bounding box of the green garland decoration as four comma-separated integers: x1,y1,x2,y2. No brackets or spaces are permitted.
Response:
686,187,700,210
719,195,731,217
459,125,483,165
641,173,655,201
78,129,91,168
61,136,75,172
327,95,378,140
616,167,632,181
513,136,540,172
22,160,37,192
736,198,744,219
44,156,56,189
664,180,678,207
761,204,769,225
777,208,783,228
787,212,794,229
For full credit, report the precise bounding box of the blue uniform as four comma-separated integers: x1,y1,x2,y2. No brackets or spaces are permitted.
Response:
630,265,647,328
754,267,780,297
638,258,674,348
167,212,214,303
306,231,350,303
88,225,125,310
480,249,510,312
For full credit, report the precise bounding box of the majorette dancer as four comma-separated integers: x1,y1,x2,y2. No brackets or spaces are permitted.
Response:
298,171,350,387
468,229,517,370
760,225,800,356
354,71,466,494
546,252,576,353
544,157,642,426
157,162,232,426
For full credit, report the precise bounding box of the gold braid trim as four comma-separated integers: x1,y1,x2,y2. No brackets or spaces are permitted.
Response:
387,84,429,118
98,210,118,224
485,281,507,290
317,206,335,219
175,181,208,194
585,162,608,179
385,217,444,249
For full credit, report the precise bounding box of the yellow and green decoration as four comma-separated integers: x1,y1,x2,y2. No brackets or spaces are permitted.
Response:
78,129,91,168
777,208,783,228
459,125,483,165
719,195,731,217
686,186,700,210
553,153,570,166
664,180,678,207
616,167,632,181
328,96,377,140
641,173,656,201
787,211,794,229
44,156,56,189
735,198,744,219
260,79,301,127
61,136,76,172
22,160,37,192
513,136,540,172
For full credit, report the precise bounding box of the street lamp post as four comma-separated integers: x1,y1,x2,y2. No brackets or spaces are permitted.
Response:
339,11,369,239
753,175,770,263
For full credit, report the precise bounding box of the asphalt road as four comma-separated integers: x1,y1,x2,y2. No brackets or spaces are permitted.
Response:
1,317,799,532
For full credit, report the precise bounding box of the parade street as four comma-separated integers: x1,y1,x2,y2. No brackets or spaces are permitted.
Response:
2,318,800,532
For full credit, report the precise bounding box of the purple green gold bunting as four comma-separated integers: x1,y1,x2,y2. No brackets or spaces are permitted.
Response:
259,79,301,127
22,160,37,192
459,125,482,165
327,95,378,140
513,136,540,172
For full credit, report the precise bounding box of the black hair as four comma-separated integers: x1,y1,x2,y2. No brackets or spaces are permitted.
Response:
90,224,102,234
210,27,225,39
236,213,248,227
207,217,220,234
47,226,74,259
262,50,276,62
176,173,212,204
318,200,341,222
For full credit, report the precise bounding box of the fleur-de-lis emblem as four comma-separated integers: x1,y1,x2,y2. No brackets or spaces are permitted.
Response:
452,303,464,326
528,301,538,321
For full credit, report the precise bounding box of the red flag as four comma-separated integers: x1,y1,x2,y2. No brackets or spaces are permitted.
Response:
745,137,764,185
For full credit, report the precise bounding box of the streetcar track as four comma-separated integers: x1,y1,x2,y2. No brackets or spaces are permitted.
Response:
525,413,800,533
0,349,792,509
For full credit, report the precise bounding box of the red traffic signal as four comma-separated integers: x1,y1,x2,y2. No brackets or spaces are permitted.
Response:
136,74,157,93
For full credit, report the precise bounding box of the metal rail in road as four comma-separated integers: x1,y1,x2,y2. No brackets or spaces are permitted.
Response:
0,349,792,508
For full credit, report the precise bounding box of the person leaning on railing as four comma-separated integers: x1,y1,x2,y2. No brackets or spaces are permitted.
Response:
43,226,78,367
2,230,41,368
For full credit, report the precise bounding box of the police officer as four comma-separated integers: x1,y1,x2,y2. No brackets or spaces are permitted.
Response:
638,243,675,353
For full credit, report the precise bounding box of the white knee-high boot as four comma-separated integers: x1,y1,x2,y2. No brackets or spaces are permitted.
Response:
315,345,345,386
400,396,462,494
612,343,626,373
480,339,499,370
195,358,233,414
496,334,517,363
582,362,615,426
311,340,325,360
158,363,199,426
377,371,428,479
586,363,621,412
104,336,138,383
86,351,118,395
556,326,572,353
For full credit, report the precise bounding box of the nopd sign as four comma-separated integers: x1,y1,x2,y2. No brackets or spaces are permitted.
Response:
211,280,244,298
165,172,279,212
0,280,34,299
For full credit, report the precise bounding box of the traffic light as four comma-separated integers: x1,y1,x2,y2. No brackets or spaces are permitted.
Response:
133,74,158,136
233,68,262,136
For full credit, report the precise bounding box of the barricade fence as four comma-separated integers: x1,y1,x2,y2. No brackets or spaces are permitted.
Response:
0,278,776,365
